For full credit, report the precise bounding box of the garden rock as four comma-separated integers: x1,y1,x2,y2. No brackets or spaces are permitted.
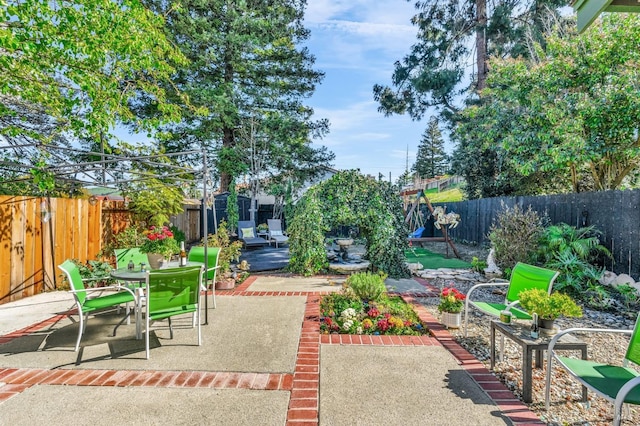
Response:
613,273,635,287
599,270,617,286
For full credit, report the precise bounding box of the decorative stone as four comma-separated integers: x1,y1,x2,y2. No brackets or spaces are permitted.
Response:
484,248,502,275
613,273,634,287
406,262,422,273
328,261,371,274
599,270,617,286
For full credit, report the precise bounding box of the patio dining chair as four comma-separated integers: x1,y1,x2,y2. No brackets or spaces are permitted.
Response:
187,246,221,308
114,247,148,270
58,259,137,351
463,262,559,336
143,266,203,359
545,313,640,425
267,219,289,248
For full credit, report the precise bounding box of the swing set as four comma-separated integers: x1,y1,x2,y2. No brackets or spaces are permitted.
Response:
403,189,460,259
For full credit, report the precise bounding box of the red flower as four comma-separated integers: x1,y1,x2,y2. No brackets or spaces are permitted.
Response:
367,307,379,317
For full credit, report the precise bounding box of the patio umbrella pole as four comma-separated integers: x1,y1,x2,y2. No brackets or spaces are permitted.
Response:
202,148,209,325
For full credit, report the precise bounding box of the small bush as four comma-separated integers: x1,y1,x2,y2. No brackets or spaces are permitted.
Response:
201,220,242,276
345,271,388,301
488,203,545,271
538,224,609,296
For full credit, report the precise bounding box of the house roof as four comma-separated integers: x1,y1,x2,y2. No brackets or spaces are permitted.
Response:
572,0,640,32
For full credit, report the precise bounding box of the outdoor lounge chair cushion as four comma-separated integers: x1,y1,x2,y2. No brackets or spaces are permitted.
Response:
241,227,255,238
270,230,283,236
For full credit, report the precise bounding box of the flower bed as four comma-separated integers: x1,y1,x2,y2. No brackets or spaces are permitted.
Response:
319,291,427,335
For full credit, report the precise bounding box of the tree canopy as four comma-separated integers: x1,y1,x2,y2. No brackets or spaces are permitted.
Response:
454,14,640,195
373,0,566,120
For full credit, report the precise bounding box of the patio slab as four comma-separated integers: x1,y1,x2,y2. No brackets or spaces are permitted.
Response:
0,296,305,373
0,385,289,425
320,345,509,425
246,275,344,292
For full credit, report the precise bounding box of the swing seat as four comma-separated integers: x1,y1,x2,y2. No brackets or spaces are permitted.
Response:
409,227,425,238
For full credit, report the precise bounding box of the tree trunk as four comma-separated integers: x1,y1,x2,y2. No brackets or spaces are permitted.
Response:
476,0,487,91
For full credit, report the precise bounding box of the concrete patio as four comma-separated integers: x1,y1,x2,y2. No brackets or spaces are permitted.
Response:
0,275,543,425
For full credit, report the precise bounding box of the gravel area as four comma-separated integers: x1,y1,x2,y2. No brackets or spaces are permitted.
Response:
416,273,640,426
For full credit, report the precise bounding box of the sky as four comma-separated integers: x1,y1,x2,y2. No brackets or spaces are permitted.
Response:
303,0,438,180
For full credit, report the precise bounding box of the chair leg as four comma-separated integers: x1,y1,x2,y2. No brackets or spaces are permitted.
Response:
74,311,85,352
168,317,174,339
211,279,216,309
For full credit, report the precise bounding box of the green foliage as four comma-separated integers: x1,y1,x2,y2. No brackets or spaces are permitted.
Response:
345,272,388,302
518,289,583,320
201,221,242,276
69,259,114,288
488,203,545,271
287,193,329,276
141,0,329,193
226,181,239,234
127,180,185,227
538,224,609,295
169,226,185,245
287,170,411,278
0,0,187,143
471,257,488,274
374,1,567,120
462,14,640,193
615,284,640,311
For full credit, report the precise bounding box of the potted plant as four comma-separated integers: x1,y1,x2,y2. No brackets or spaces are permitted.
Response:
257,223,268,233
139,225,180,269
438,286,466,328
518,288,583,332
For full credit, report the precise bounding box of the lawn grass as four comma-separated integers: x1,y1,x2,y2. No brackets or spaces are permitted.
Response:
404,247,471,269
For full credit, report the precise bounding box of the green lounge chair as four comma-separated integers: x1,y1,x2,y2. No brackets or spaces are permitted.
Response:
545,313,640,425
144,266,203,359
463,262,559,336
58,259,136,351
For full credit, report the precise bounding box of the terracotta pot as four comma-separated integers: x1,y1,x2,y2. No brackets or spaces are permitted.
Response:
215,279,236,290
146,253,168,269
441,311,462,329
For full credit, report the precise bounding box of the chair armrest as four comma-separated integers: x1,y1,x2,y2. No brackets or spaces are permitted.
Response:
465,281,510,302
615,375,640,422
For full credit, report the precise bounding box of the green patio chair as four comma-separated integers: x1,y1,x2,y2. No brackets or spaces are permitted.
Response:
144,266,203,359
463,262,559,336
58,259,137,351
114,247,148,269
545,313,640,425
188,246,221,309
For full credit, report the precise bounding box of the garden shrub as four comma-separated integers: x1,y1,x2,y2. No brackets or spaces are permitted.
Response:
345,271,388,301
201,220,242,276
537,223,609,297
488,202,545,271
287,193,329,276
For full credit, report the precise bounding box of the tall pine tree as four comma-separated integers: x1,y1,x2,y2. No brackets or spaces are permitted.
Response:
139,0,329,191
412,117,449,179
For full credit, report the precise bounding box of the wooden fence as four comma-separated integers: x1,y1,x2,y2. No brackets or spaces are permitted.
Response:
0,195,104,305
433,189,640,278
0,196,202,305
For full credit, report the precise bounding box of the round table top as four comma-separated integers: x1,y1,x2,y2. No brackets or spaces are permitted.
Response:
110,261,204,281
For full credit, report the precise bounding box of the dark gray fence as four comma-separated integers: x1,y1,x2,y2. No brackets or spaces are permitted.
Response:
431,189,640,278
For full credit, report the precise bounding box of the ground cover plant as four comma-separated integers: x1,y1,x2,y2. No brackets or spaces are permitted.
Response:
319,272,426,335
